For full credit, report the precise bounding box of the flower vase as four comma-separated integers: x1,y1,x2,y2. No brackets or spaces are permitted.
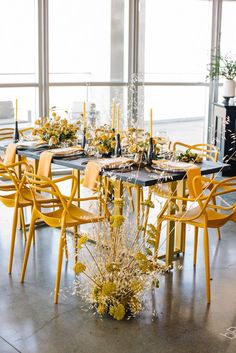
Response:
223,79,235,105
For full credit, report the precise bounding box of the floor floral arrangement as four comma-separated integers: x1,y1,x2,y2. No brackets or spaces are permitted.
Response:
73,215,162,321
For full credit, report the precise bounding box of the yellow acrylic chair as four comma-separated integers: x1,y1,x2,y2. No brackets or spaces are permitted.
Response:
20,171,110,304
0,150,54,274
143,143,219,235
0,128,14,141
19,127,34,138
0,160,35,273
154,174,236,304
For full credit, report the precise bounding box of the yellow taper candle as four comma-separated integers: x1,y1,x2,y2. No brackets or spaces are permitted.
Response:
83,101,86,128
117,104,120,133
15,99,18,121
111,99,115,129
150,108,153,137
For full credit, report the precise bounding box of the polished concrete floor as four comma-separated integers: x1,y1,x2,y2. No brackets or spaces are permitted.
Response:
0,192,236,353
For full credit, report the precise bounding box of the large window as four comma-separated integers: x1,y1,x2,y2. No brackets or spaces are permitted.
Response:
0,0,226,146
48,0,129,128
142,0,212,143
0,0,38,122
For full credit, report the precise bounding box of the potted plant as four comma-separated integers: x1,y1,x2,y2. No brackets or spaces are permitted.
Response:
207,54,236,105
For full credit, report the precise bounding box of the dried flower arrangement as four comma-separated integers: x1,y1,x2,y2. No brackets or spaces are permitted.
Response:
73,214,162,320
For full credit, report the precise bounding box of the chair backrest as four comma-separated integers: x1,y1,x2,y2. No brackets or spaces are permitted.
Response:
24,171,78,216
192,175,236,222
0,128,14,141
0,160,25,192
19,127,34,138
172,142,219,162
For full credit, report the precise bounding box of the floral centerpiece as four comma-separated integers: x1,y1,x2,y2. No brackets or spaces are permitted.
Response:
123,128,160,161
90,125,116,157
178,149,203,163
73,214,162,320
33,112,80,146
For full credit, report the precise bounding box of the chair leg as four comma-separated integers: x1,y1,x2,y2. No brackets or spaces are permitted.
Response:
8,207,19,274
31,205,36,244
136,186,141,228
193,227,198,266
217,228,221,240
54,228,66,304
20,213,37,282
127,186,134,212
20,208,27,242
203,226,211,304
64,236,69,261
73,226,78,264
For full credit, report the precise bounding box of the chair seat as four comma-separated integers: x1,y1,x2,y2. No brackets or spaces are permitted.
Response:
168,205,234,228
39,204,104,228
0,188,50,207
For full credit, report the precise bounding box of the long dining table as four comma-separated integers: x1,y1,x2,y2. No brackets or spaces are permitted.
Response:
0,143,230,267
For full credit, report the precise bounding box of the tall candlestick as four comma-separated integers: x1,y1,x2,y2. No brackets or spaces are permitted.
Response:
117,104,120,133
111,99,115,129
83,101,86,128
150,108,153,137
15,99,18,122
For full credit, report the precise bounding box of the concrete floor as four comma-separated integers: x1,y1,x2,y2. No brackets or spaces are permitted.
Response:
0,193,236,353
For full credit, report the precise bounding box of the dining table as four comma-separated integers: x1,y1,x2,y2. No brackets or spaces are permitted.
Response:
0,142,230,267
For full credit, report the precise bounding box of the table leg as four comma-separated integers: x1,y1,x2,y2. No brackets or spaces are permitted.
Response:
113,179,123,216
165,181,177,268
175,179,187,253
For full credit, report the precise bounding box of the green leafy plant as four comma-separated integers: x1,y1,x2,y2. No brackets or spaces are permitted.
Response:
207,54,236,80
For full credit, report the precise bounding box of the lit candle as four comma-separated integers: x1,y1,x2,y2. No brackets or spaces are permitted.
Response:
150,108,153,137
117,104,120,133
83,101,86,129
15,99,18,122
111,99,115,129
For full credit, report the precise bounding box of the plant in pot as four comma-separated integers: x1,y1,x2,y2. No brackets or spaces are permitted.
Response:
207,54,236,105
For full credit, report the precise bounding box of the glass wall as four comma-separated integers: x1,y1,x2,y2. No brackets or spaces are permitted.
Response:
142,0,212,144
0,0,38,122
48,0,129,128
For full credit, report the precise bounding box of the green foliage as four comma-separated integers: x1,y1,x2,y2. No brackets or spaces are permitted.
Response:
207,54,236,80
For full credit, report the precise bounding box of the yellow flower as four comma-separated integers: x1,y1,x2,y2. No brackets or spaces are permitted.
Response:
73,262,86,274
97,303,107,315
101,281,116,296
49,136,58,145
34,119,41,125
110,215,125,228
77,235,88,249
52,111,57,117
109,303,125,320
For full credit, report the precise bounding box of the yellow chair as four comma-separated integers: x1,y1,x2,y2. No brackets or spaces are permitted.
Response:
154,175,236,303
0,160,34,273
143,143,219,235
19,127,34,138
20,171,110,304
0,128,14,141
